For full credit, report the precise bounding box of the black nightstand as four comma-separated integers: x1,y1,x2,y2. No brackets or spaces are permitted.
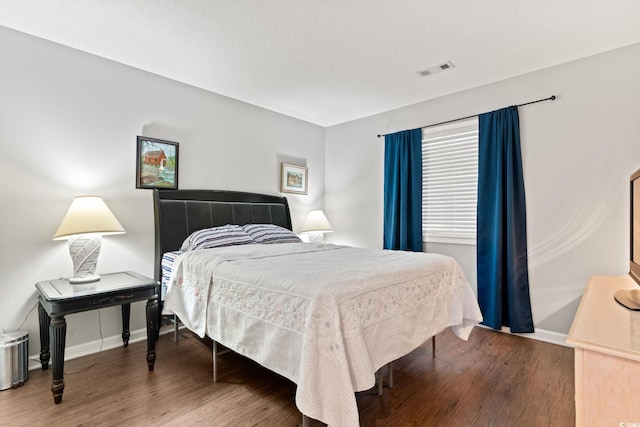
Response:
35,271,159,404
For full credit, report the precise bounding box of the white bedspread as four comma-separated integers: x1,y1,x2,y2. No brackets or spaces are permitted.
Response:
163,243,482,427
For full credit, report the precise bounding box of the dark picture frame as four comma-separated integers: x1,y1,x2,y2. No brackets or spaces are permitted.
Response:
280,162,308,195
136,136,179,189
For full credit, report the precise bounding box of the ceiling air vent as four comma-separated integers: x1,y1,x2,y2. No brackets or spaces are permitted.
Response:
417,61,455,77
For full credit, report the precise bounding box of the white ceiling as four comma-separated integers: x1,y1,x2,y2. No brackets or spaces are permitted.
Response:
1,1,640,126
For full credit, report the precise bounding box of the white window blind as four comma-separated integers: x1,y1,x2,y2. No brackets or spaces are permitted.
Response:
422,118,478,244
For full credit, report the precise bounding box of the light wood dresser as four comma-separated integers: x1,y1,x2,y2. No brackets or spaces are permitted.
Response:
567,275,640,426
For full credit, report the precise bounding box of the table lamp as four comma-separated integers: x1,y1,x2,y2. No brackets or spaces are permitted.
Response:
53,196,125,284
302,210,333,243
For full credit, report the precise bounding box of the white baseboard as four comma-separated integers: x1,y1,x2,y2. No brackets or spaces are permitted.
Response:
521,328,571,348
27,327,168,371
477,324,571,348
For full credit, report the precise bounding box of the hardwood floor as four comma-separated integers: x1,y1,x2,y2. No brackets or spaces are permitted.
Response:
0,326,574,426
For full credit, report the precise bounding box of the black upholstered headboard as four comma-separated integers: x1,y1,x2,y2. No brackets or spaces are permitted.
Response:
153,189,293,282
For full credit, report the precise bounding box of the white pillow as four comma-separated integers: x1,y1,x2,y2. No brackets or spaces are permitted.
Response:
181,225,255,251
242,224,302,244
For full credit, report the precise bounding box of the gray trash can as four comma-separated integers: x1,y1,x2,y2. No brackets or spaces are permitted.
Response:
0,331,29,390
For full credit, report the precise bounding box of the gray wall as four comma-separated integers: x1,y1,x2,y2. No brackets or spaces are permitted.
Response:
325,42,640,343
3,23,639,359
0,27,325,363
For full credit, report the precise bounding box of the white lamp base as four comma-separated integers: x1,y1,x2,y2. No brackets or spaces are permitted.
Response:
306,231,325,244
69,273,101,284
68,234,102,284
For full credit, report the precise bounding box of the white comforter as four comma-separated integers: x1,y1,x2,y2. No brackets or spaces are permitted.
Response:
163,243,482,427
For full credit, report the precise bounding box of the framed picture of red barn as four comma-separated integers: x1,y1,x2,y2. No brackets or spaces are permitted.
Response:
136,136,179,189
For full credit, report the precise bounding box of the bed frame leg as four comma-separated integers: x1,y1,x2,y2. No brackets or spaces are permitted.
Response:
432,335,436,357
376,362,394,396
302,414,310,427
173,315,179,342
212,340,218,383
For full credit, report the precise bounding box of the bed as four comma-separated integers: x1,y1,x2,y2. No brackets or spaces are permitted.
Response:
153,189,483,427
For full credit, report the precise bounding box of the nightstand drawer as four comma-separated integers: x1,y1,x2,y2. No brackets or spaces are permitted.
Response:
38,285,157,317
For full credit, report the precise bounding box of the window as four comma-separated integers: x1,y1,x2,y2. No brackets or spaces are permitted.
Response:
422,118,478,245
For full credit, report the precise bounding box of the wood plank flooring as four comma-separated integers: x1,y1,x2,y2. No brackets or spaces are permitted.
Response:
0,326,574,426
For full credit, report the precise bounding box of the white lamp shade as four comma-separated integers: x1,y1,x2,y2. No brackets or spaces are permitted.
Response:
53,196,125,284
302,210,333,233
53,196,125,240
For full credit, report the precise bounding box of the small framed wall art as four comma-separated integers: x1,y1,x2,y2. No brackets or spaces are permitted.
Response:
136,136,179,189
280,163,308,195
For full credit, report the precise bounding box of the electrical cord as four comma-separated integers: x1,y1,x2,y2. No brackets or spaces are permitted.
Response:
98,308,104,353
15,296,39,332
6,278,106,374
13,299,105,374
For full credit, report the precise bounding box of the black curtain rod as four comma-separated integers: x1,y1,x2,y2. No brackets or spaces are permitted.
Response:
376,95,556,138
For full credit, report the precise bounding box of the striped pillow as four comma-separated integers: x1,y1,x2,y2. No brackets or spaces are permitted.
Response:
161,251,181,298
242,224,302,244
181,225,255,251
